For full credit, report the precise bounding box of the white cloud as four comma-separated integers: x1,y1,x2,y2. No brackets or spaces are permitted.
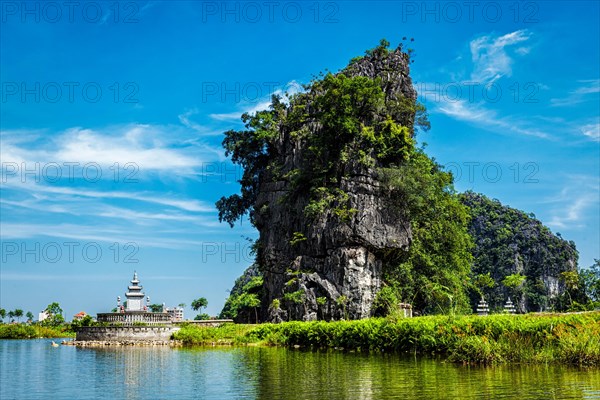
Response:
178,109,222,136
469,30,532,84
209,80,303,122
437,99,549,139
1,180,214,212
551,79,600,107
1,124,220,175
545,176,600,230
580,123,600,141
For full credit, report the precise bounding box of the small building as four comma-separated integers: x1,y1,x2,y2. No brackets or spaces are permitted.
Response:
73,311,88,321
165,307,184,322
38,310,49,322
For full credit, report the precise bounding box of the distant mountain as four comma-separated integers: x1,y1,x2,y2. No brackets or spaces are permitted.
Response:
460,191,578,312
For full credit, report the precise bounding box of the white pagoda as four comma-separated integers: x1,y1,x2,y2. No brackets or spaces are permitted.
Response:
125,271,146,311
96,272,171,325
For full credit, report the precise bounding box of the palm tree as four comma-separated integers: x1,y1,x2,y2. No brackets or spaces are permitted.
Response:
14,309,23,323
26,311,34,323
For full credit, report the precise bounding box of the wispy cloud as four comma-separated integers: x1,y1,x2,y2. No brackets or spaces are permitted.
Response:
209,80,303,122
1,180,214,212
178,109,222,136
437,99,549,139
1,124,221,175
550,79,600,107
544,175,599,230
579,122,600,142
470,30,532,84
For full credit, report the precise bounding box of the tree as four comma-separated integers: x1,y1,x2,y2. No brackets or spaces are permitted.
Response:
8,311,15,322
193,313,210,321
43,302,65,327
178,303,186,309
0,308,6,322
14,309,23,323
474,273,495,297
191,298,208,313
336,295,349,320
502,273,526,312
238,293,260,323
580,259,600,303
560,270,580,307
148,304,163,313
26,311,34,323
45,302,63,316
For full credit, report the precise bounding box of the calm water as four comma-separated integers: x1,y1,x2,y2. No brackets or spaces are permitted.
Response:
1,339,599,399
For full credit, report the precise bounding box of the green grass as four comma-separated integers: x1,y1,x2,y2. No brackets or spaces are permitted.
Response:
174,312,600,365
0,323,75,339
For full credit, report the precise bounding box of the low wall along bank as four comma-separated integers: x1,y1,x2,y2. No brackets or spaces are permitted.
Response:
76,326,180,342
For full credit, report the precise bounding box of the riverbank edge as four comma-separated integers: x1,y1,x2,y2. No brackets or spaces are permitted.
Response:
173,312,600,365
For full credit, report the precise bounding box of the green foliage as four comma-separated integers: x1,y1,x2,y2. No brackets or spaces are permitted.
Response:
380,150,473,315
246,312,600,365
173,323,256,345
191,297,208,312
216,41,428,230
149,304,163,313
0,323,74,339
474,273,495,297
194,314,211,321
45,302,63,316
503,273,526,289
283,290,305,305
42,302,65,327
371,286,399,317
220,269,264,323
289,232,307,246
25,311,34,322
580,259,600,303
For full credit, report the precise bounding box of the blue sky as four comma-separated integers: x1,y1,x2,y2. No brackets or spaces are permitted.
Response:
1,1,598,319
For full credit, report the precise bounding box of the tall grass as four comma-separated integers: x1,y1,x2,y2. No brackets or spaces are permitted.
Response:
246,312,600,365
175,312,600,365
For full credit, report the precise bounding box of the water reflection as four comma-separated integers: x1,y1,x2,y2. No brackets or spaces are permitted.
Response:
1,340,599,399
250,348,600,400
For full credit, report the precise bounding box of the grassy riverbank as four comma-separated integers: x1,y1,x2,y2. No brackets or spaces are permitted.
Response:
173,312,600,365
0,323,75,339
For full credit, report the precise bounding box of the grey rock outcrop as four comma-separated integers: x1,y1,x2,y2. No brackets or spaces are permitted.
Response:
254,46,416,321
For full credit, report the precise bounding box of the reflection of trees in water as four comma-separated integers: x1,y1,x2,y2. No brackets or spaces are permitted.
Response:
72,346,599,399
252,348,600,400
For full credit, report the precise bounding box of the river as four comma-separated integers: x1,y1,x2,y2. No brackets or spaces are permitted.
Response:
1,339,599,399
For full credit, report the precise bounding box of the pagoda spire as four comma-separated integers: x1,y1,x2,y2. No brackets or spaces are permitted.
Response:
125,271,145,312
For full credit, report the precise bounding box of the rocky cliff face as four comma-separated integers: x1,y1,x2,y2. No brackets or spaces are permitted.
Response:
253,47,416,321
